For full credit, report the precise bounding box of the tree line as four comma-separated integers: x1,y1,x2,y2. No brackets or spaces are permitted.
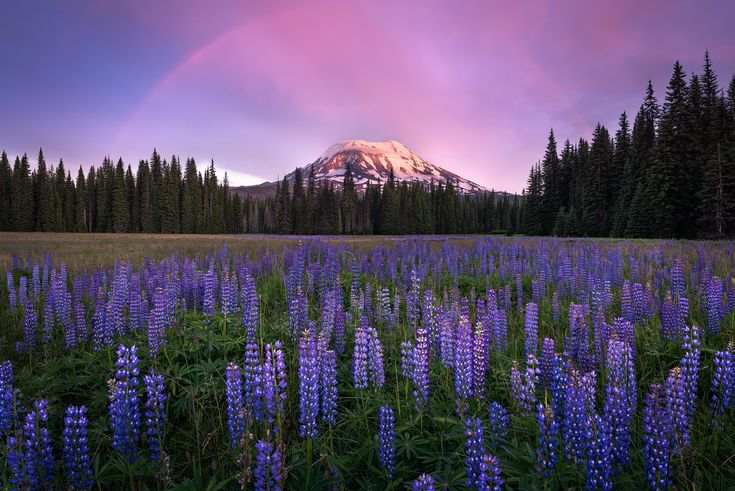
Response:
524,51,735,239
0,148,523,235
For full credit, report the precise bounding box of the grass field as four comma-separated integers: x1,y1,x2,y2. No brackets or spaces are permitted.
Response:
1,233,734,490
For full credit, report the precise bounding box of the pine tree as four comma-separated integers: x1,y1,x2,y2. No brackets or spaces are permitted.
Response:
0,151,11,231
75,166,89,232
540,129,560,234
291,168,306,234
523,163,543,235
12,154,34,231
112,158,130,233
379,167,400,234
611,113,632,236
582,124,613,236
276,176,292,234
341,163,357,233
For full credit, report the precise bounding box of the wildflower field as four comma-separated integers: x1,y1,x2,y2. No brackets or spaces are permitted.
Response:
1,234,734,490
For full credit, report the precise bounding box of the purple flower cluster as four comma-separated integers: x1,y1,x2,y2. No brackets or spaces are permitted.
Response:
642,383,673,491
524,302,538,357
536,401,559,477
320,349,338,424
109,345,141,463
225,363,245,448
464,417,486,488
603,339,636,470
143,369,166,462
488,401,509,439
378,405,396,479
412,325,431,410
412,474,436,490
352,318,384,391
148,288,167,356
0,360,15,436
254,439,285,491
298,330,320,439
62,405,93,490
510,354,539,416
710,346,734,417
8,399,54,489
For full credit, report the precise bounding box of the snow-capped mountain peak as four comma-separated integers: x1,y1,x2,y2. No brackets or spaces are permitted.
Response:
302,139,486,193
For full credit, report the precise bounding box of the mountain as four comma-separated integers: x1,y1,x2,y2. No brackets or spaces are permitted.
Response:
233,139,489,198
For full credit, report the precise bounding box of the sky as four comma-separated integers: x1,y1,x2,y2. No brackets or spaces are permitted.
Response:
1,0,734,193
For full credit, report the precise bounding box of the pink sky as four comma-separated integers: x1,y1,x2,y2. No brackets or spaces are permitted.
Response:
1,0,734,192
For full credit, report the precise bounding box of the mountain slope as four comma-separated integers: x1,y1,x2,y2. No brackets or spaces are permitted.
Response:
233,139,489,198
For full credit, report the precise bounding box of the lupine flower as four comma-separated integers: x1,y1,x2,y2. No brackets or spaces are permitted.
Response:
455,314,474,406
413,325,431,410
254,439,285,491
706,276,723,335
298,330,320,439
510,354,539,416
585,413,612,491
473,323,489,401
23,300,38,352
74,302,87,345
0,361,15,436
476,453,504,491
604,339,635,471
7,271,17,309
225,363,245,448
241,272,259,341
144,370,166,462
62,405,93,490
43,297,54,345
681,324,701,419
320,349,338,424
8,399,55,490
552,291,560,323
378,405,396,479
661,293,675,341
710,347,734,418
536,401,559,477
400,341,414,378
642,384,673,491
665,367,689,452
439,312,455,366
524,302,538,357
353,325,370,390
465,417,486,489
109,345,141,463
563,369,595,464
244,341,263,422
493,309,508,351
540,338,555,390
148,288,167,357
412,474,437,491
488,401,509,439
203,268,217,318
353,319,385,391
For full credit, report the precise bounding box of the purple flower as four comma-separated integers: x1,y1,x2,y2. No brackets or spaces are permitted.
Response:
244,341,263,422
681,324,701,419
465,417,485,488
510,354,539,417
455,314,474,406
241,271,258,341
536,402,559,477
642,383,673,491
109,345,141,463
320,349,338,424
203,268,217,318
298,330,320,439
524,302,538,357
62,405,93,490
488,401,509,439
8,399,54,489
585,413,612,491
603,339,635,470
378,405,396,479
710,346,734,418
254,439,285,491
412,474,436,491
477,453,504,491
665,367,689,452
144,370,166,462
147,288,167,357
0,361,15,436
225,363,245,448
540,338,555,390
706,276,723,335
23,300,38,352
353,318,384,391
413,325,431,410
562,369,595,464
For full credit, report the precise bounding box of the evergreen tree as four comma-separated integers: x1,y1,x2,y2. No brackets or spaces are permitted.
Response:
540,129,560,234
112,158,130,233
12,154,34,231
341,163,357,234
0,151,12,231
276,176,292,234
523,163,543,235
75,166,89,232
291,168,306,234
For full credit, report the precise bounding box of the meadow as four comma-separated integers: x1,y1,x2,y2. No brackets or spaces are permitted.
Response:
0,233,734,490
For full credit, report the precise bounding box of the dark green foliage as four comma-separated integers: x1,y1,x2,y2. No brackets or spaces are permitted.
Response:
527,52,735,238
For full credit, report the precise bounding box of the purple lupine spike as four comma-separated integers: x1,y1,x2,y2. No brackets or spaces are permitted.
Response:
62,405,93,490
74,301,87,345
524,302,538,357
243,341,262,422
7,271,17,310
422,289,438,352
225,363,245,448
333,301,346,355
681,324,701,419
665,367,689,453
488,401,509,439
413,325,431,410
551,291,560,323
539,338,556,390
706,276,723,335
320,349,338,425
147,288,167,357
412,474,436,491
109,345,141,463
464,417,486,489
23,299,38,352
661,293,675,341
367,324,385,390
254,439,285,491
378,405,396,479
203,268,217,318
473,322,489,401
562,368,595,464
8,399,54,489
510,354,539,417
493,309,507,351
585,413,613,491
143,369,166,462
298,330,320,439
353,324,370,390
603,339,635,471
536,401,559,478
516,273,523,312
0,361,15,437
477,453,504,491
454,314,474,408
241,272,258,341
439,310,455,366
400,341,414,378
642,383,673,491
710,346,734,418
